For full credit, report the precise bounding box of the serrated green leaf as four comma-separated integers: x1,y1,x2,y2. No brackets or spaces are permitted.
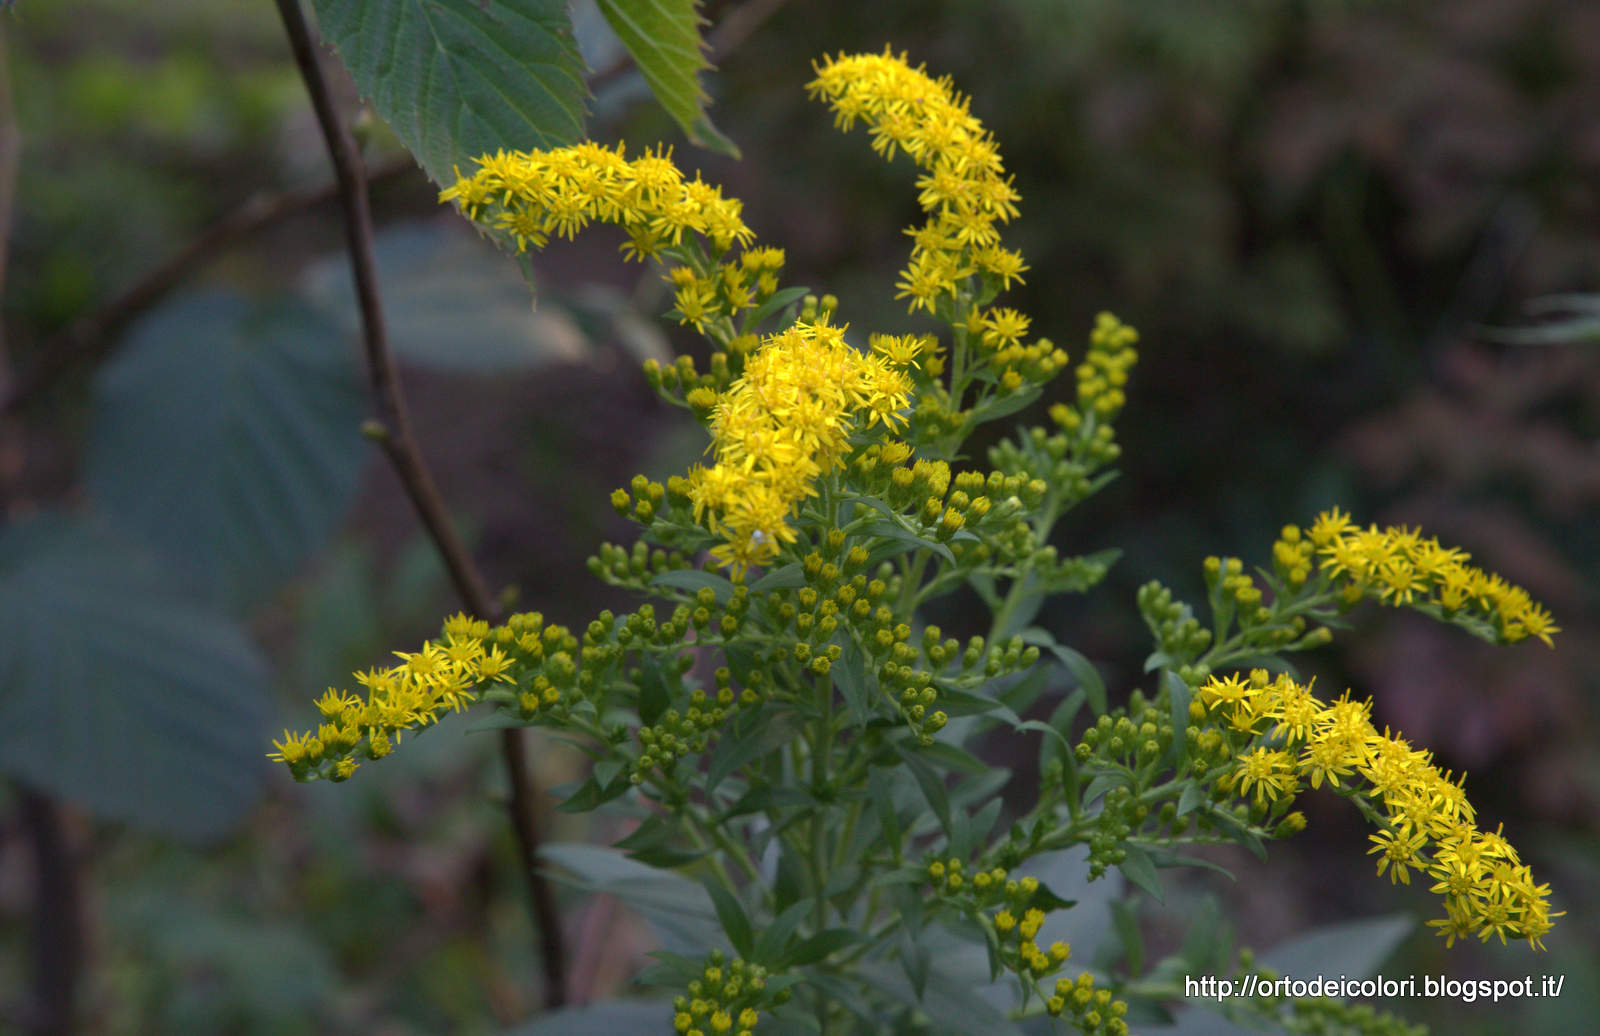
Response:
85,292,366,611
596,0,736,156
310,0,590,187
0,516,270,840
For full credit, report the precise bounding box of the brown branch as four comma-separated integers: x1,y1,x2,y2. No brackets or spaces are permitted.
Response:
17,784,80,1036
1,29,78,1036
273,0,566,1009
0,153,413,417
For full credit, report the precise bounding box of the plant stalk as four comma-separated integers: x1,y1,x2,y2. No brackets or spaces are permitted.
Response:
273,0,567,1007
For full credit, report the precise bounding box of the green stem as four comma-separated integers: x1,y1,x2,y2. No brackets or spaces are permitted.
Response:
810,670,834,1035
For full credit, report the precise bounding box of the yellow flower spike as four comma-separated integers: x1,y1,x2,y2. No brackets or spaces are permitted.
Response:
442,141,754,265
1206,671,1558,948
1310,517,1558,646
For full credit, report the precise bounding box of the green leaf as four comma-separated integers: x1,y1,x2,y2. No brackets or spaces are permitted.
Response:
744,285,811,330
595,0,736,156
1117,844,1165,902
309,0,589,187
114,889,337,1020
504,1001,672,1035
0,516,271,840
299,221,596,373
1164,668,1194,769
1021,628,1106,716
931,685,1020,721
786,928,861,967
860,959,1024,1036
753,899,812,968
895,746,951,836
868,772,903,850
1261,914,1414,980
704,878,755,957
832,637,874,727
541,843,720,952
553,773,629,812
649,567,735,601
862,519,956,565
963,385,1042,427
85,292,367,611
706,706,802,791
749,562,805,592
1110,898,1144,976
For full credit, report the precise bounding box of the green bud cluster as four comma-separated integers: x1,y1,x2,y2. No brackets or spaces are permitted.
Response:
1044,971,1130,1036
672,950,775,1036
1222,951,1428,1036
1137,580,1213,678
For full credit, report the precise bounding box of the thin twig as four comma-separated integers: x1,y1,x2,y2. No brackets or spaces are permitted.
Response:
0,154,413,416
17,784,80,1036
4,27,78,1032
273,0,566,1009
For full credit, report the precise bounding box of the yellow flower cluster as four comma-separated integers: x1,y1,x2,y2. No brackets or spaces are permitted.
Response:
963,305,1070,391
666,248,788,333
807,48,1028,313
440,141,755,258
268,613,503,780
270,612,578,781
686,317,915,576
1279,509,1559,646
1199,670,1560,949
993,906,1071,977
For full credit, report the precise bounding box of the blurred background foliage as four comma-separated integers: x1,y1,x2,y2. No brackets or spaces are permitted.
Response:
1,0,1596,1032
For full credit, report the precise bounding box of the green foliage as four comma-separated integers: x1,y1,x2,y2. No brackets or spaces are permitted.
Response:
595,0,737,156
85,291,368,610
0,517,272,840
308,0,735,186
299,220,605,373
309,0,590,186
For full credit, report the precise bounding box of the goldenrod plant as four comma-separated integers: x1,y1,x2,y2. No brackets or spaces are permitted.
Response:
273,49,1560,1035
